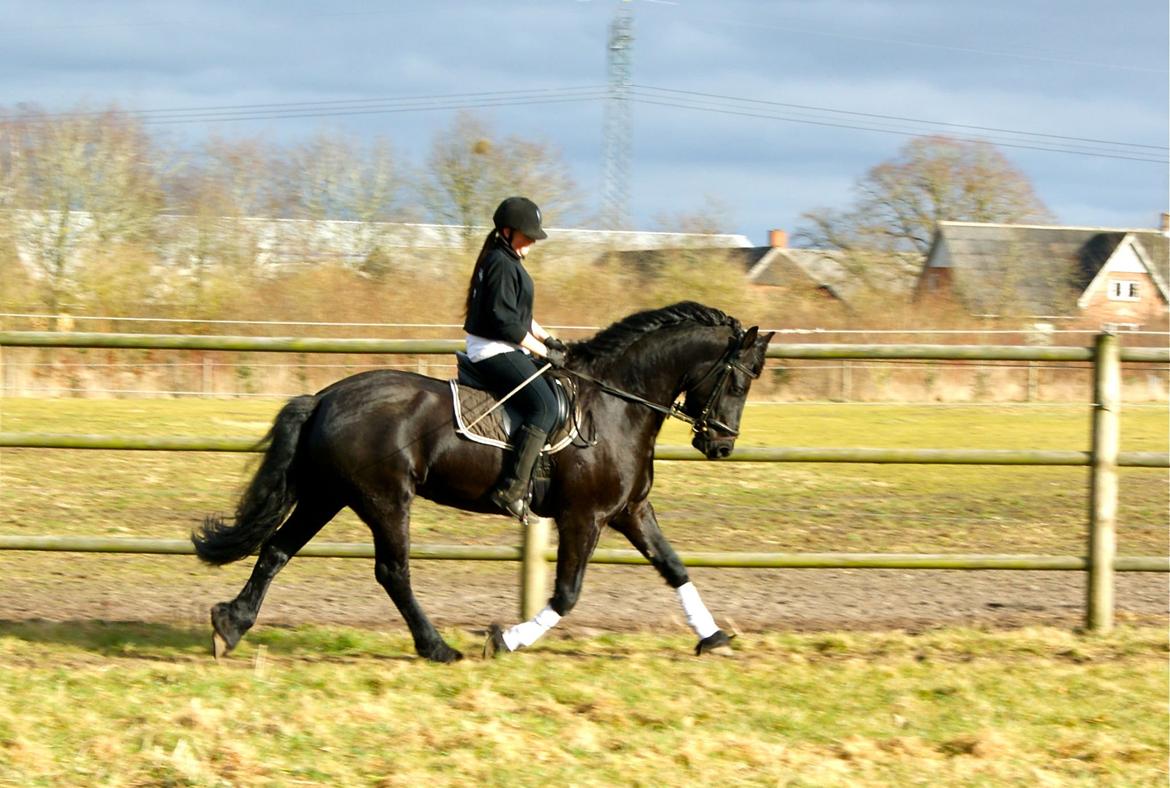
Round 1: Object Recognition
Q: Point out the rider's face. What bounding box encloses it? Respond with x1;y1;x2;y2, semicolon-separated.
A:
509;229;536;258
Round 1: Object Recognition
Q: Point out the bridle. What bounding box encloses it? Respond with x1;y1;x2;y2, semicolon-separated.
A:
682;337;762;439
565;332;761;440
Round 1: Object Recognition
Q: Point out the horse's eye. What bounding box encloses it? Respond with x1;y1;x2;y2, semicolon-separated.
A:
728;385;747;397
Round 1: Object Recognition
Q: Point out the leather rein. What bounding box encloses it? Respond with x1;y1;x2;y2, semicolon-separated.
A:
563;336;761;439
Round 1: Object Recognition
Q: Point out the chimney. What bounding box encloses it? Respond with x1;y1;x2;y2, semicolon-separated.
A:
1160;212;1170;233
768;229;788;248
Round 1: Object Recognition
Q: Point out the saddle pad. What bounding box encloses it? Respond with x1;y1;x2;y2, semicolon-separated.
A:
449;380;578;453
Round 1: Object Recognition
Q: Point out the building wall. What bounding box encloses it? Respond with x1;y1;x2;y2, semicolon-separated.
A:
914;242;954;301
1077;239;1169;328
1078;271;1167;327
917;266;952;296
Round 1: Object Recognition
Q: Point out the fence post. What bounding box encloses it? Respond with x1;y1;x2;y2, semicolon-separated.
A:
1087;332;1120;633
520;516;551;620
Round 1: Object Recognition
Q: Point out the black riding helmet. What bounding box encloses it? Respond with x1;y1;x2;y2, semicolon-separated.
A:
493;196;548;241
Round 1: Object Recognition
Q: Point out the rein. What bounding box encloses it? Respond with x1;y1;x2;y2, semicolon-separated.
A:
564;339;760;438
564;367;692;422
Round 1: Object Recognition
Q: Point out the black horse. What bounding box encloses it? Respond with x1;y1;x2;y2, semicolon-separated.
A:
194;301;773;662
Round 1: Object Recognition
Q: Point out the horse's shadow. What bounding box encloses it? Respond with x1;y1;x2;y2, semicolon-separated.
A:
0;619;417;663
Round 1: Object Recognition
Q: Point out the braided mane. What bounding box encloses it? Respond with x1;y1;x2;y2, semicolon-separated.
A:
571;301;740;368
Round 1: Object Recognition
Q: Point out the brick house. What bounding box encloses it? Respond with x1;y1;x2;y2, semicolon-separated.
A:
915;220;1170;328
599;229;919;314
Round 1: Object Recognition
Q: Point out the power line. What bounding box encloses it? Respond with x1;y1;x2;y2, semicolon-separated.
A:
115;87;609;117
633;85;1168;153
627;91;1166;164
9;86;610;124
6;83;1162;163
138;95;609;126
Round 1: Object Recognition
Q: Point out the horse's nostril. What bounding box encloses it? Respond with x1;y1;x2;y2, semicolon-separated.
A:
717;445;731;458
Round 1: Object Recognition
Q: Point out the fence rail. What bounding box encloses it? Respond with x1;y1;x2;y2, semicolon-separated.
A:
1;330;1167;631
0;535;1166;572
3;330;1169;363
2;433;1168;468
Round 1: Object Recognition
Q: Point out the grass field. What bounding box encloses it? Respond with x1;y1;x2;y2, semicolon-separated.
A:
0;400;1167;784
0;623;1166;786
1;399;1166;556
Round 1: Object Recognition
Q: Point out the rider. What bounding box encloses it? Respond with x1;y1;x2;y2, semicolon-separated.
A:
463;196;568;518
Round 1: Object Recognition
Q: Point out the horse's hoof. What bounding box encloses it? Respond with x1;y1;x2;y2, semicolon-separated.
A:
695;630;736;657
482;623;509;659
422;642;464;664
209;603;243;660
212;631;230;662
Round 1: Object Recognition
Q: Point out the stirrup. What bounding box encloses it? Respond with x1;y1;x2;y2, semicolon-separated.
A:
490;488;530;521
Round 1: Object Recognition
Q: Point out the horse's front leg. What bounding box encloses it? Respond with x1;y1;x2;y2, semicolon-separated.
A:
483;511;604;657
610;499;734;656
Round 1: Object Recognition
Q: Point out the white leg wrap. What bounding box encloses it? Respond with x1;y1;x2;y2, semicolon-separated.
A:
502;604;562;651
677;581;719;639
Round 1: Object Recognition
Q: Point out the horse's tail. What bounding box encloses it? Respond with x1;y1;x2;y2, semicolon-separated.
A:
193;394;319;565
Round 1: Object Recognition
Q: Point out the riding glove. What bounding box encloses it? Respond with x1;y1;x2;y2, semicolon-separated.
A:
544;348;567;368
544;336;568;353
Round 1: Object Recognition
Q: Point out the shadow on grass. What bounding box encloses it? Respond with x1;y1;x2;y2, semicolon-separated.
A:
0;619;428;662
0;619;686;664
0;619;208;656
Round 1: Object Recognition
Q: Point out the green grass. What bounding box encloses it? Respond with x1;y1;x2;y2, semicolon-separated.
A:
1;399;1166;555
0;623;1164;786
1;400;1165;784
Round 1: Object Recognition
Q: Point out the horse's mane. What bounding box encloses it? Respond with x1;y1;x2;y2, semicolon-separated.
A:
571;301;740;367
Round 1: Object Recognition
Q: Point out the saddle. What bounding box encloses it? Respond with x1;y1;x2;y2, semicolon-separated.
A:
450;351;582;454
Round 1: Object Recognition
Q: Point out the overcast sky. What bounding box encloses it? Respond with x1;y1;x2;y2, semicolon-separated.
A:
1;1;1166;245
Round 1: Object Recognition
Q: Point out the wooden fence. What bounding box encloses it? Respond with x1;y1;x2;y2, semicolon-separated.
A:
1;330;1167;632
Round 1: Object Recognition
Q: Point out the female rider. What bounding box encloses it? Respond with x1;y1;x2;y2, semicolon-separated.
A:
463;196;568;519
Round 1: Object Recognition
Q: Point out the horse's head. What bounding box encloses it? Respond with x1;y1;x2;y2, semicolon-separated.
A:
681;325;774;459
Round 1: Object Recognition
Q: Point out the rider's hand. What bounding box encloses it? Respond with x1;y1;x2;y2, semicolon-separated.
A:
544;348;567;368
544;336;568;353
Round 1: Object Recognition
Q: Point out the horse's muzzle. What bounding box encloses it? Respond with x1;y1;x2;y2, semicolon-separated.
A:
693;432;735;459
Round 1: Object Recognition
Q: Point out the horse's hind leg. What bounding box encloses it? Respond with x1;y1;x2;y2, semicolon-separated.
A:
357;494;462;663
610;500;733;656
210;498;340;659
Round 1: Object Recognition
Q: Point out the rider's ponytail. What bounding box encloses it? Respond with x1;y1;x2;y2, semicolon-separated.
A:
464;229;498;317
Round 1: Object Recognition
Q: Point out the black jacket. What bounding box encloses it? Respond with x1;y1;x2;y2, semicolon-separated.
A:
463;239;534;345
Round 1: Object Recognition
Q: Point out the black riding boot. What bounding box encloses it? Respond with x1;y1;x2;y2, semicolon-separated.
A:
490;424;548;519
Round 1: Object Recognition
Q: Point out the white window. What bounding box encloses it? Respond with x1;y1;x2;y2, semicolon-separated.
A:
1108;280;1140;301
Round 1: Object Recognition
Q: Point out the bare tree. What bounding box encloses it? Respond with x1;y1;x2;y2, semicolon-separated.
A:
167;135;276;291
488;136;581;227
797;135;1052;292
276;131;406;272
652;195;734;238
418;113;493;248
419;112;580;249
0;107;162;312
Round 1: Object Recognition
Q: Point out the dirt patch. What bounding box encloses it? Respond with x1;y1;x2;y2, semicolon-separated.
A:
0;554;1165;638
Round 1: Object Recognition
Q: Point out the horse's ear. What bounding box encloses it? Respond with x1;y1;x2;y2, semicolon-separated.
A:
740;326;759;348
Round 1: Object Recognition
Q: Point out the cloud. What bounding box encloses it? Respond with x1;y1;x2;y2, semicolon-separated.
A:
0;0;1164;243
